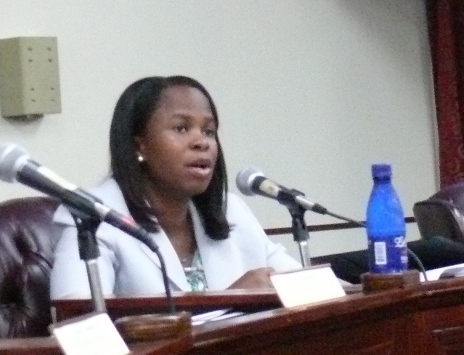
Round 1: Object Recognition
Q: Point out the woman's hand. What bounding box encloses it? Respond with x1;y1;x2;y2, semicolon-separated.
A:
227;267;275;289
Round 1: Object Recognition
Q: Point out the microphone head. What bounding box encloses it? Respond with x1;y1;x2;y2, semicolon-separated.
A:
0;143;29;183
236;166;264;196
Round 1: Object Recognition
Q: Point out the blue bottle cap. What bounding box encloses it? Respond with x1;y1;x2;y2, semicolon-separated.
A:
371;164;392;178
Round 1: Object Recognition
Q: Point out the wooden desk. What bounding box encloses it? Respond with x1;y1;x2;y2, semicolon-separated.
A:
0;335;191;355
191;279;464;355
52;280;464;355
52;289;281;322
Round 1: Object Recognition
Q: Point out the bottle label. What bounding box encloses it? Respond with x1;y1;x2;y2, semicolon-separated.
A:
368;235;408;273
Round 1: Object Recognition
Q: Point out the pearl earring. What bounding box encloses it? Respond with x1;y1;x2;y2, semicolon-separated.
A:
137;155;144;163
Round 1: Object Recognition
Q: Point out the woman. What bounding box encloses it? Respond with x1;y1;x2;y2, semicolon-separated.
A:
50;75;300;299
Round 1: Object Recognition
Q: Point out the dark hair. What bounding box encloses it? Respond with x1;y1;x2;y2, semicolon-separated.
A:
109;75;230;240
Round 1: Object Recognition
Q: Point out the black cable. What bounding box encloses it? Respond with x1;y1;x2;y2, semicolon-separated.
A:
407;248;428;282
325;210;365;226
152;247;176;313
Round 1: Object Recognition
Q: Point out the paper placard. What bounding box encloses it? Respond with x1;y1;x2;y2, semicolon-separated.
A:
271;264;346;308
51;312;130;355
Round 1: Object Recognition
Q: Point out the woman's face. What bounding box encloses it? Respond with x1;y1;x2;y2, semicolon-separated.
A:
135;85;218;200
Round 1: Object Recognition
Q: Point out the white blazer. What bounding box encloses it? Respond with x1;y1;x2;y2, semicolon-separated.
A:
50;178;301;299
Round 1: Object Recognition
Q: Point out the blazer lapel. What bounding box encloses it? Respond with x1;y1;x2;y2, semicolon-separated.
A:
189;202;242;290
93;179;190;291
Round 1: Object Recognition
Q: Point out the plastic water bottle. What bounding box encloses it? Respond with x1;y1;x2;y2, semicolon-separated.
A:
366;164;408;274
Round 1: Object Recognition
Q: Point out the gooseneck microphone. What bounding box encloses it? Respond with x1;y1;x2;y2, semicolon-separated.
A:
236;166;328;214
236;166;362;225
236;166;365;267
0;143;175;312
0;143;157;251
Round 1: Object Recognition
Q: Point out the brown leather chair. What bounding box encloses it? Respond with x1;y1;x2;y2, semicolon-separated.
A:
0;196;60;338
413;182;464;243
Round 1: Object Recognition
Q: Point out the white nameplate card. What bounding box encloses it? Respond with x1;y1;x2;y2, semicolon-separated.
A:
271;264;346;308
51;312;130;355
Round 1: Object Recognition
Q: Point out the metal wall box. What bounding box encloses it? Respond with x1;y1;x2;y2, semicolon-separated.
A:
0;36;61;118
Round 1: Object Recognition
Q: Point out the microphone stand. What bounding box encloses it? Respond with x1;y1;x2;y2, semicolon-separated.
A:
70;212;107;313
287;204;312;267
278;190;312;267
70;208;176;314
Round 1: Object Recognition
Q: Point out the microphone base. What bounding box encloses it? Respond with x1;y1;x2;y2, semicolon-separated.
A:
114;311;192;343
361;270;420;293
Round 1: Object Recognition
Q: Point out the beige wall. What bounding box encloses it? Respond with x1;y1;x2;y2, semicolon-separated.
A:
0;0;436;259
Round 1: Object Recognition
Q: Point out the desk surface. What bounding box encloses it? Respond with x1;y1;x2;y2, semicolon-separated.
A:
188;278;464;354
44;279;464;354
0;335;191;355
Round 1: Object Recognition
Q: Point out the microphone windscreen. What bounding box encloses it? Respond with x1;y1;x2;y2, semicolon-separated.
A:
0;143;29;183
235;166;264;196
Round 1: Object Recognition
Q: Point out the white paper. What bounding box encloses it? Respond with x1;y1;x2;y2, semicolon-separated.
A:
420;263;464;282
271;266;346;308
191;309;231;323
53;313;130;355
191;308;245;325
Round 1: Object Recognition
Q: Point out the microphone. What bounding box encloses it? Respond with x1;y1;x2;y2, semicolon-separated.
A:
236;166;367;227
0;143;156;251
0;143;176;312
236;166;328;215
